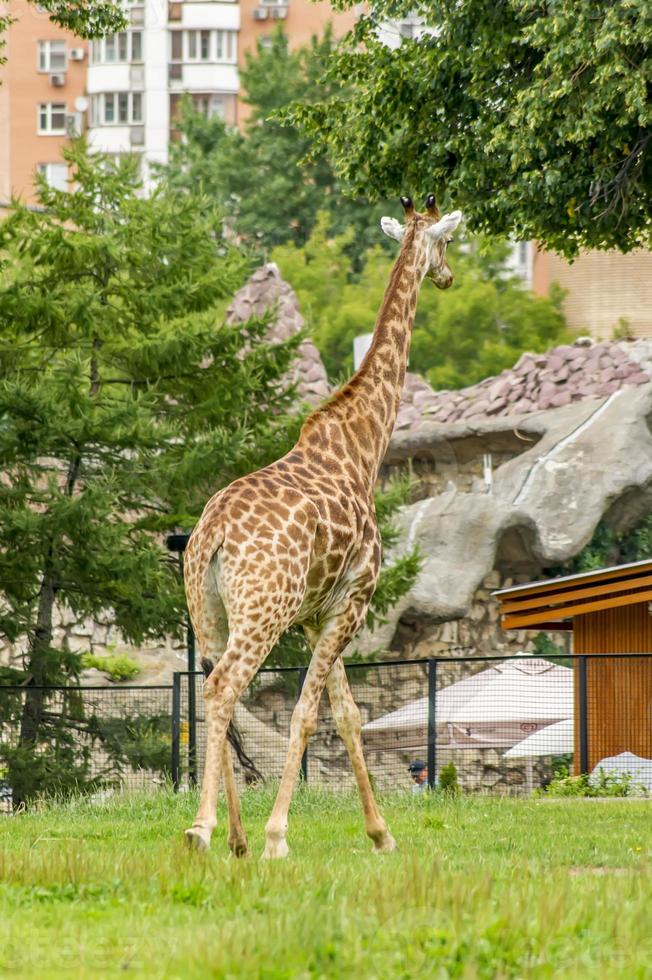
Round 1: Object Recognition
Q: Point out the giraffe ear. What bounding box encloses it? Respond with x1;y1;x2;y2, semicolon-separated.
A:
380;216;405;243
427;210;463;241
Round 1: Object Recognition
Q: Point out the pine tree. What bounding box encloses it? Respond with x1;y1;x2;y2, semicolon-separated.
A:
0;142;301;805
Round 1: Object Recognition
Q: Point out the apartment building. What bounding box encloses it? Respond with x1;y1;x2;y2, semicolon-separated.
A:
0;0;88;203
1;0;353;197
238;0;355;122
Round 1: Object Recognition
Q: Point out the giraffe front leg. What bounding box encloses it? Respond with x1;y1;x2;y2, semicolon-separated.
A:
184;689;232;852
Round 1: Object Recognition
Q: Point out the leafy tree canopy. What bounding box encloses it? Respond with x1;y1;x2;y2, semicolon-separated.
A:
290;0;652;256
272;213;570;388
164;28;392;264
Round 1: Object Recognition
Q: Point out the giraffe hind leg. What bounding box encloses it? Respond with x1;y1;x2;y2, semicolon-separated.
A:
185;624;287;853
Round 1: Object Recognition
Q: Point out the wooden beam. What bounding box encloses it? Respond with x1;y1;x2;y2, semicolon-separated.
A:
501;588;652;629
494;560;652;601
500;573;652;615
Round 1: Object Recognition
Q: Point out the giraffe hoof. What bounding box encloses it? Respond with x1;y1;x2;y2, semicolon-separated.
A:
262;838;290;860
184;827;211;852
228;839;250;859
373;833;397;854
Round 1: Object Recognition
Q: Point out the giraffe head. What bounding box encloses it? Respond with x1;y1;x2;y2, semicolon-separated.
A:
380;194;462;289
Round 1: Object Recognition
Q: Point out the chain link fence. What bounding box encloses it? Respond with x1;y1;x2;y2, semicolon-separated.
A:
173;653;652;797
2;652;650;810
0;685;173;812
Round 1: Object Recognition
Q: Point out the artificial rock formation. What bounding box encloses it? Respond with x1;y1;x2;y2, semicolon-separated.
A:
395;338;652;430
227;263;331;407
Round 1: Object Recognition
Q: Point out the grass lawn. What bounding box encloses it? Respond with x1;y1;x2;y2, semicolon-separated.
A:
0;787;651;978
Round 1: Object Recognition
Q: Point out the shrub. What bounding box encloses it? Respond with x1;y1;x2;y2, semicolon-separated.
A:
538;766;647;798
96;714;172;776
83;654;141;683
439;762;460;795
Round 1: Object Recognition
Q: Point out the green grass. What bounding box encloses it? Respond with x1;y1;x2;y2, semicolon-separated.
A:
1;788;651;978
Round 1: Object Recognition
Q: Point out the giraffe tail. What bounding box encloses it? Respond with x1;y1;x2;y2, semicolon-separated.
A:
200;657;264;785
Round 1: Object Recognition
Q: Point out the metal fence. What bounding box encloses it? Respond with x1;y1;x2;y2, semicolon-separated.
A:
0;684;173;812
172;653;652;797
2;652;650;810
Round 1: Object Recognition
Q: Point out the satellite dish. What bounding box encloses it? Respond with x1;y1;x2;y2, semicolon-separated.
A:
74;96;89;112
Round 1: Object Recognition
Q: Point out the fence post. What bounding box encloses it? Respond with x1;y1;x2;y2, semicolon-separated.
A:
578;655;589;775
172;671;181;792
187;621;197;787
427;659;437;790
298;666;308;782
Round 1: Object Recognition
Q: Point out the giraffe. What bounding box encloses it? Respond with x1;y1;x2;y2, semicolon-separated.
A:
183;194;463;857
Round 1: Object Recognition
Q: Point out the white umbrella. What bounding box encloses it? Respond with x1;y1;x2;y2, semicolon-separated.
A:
363;657;573;751
503;718;574;759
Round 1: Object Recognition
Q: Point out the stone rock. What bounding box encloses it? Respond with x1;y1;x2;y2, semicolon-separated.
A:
355;383;652;655
227;263;331;407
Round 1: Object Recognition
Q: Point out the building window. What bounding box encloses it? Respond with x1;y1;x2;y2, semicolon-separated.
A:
170;31;183;61
37;162;68;191
131;31;142;61
90;92;143;126
169;30;237;64
89;31;143;64
38;102;67;134
37;40;67;72
215;30;235;62
195;94;225;119
187;29;211;61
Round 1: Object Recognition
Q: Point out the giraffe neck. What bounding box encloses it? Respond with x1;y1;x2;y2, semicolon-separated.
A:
297;225;425;495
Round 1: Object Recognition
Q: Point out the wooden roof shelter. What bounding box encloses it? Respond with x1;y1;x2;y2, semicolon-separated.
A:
493;560;652;773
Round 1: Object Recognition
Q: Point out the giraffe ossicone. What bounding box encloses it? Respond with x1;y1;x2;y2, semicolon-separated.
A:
183;195;462;859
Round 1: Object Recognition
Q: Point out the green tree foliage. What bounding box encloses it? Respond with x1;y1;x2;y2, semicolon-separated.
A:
552;515;652;576
164;28;391;263
290;0;651;256
272;215;570;387
0;141;301;804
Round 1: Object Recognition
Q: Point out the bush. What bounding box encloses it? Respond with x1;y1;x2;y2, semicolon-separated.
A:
538;766;647;798
439;762;460;795
82;654;141;683
96;714;172;776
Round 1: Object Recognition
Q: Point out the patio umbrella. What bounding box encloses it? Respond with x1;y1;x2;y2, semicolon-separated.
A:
503;718;574;759
362;657;573;751
503;717;574;792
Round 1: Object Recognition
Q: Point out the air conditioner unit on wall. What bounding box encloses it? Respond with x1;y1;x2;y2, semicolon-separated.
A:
69;48;85;61
130;126;145;146
252;7;269;19
50;73;66;87
271;6;288;18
